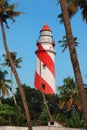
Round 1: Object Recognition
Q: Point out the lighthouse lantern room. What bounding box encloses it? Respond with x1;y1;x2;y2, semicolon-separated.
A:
34;24;56;94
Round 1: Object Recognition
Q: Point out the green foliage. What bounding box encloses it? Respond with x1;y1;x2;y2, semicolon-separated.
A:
65;113;85;128
0;104;14;115
39;107;49;125
13;105;25;126
2;82;85;127
54;112;66;126
2;52;22;68
0;69;11;97
0;104;25;126
54;108;85;128
15;84;44;122
45;94;59;115
0;0;24;28
4;84;60;126
58;0;87;23
58;77;81;111
0;116;9;125
0;104;14;125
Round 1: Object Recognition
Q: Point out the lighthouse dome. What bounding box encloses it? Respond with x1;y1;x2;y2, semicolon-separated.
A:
39;24;52;43
41;24;51;31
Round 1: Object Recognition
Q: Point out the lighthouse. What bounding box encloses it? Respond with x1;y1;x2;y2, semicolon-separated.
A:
34;24;56;94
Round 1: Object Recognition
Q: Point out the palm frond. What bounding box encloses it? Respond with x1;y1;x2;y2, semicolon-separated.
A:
9;11;24;17
5;4;15;12
68;2;78;14
0;1;24;28
58;35;79;52
5;3;25;16
57;13;63;23
2;63;7;67
1;83;9;96
4;79;11;83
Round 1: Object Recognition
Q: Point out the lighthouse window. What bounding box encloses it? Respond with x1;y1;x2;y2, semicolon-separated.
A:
42;84;45;89
42;63;46;69
46;32;50;35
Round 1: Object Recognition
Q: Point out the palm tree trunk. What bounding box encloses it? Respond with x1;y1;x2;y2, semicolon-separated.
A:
0;100;2;105
60;0;87;128
10;68;17;106
1;22;32;130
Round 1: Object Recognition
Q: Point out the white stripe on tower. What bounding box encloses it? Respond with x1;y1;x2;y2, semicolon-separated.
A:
34;24;56;94
36;44;55;77
35;58;55;92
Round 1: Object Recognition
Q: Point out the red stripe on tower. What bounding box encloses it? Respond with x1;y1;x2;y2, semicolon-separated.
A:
35;44;55;77
34;24;56;94
34;72;54;94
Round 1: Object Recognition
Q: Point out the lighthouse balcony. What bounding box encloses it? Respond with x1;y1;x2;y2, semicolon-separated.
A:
39;36;52;42
40;30;52;36
35;49;56;55
36;42;55;47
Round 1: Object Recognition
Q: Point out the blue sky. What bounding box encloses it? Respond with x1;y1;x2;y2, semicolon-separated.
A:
0;0;87;93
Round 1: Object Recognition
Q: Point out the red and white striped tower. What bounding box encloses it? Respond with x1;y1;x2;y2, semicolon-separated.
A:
34;24;56;94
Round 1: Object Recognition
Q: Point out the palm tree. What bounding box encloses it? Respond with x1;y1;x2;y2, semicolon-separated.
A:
68;0;87;23
0;70;11;103
0;1;32;130
80;0;87;23
59;0;87;128
58;35;79;52
58;77;81;112
58;0;87;23
58;0;78;23
2;52;22;106
2;52;22;68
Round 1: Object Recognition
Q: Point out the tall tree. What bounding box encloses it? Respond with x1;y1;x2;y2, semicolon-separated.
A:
59;0;87;128
0;70;11;102
0;1;32;130
2;52;22;105
58;77;81;112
